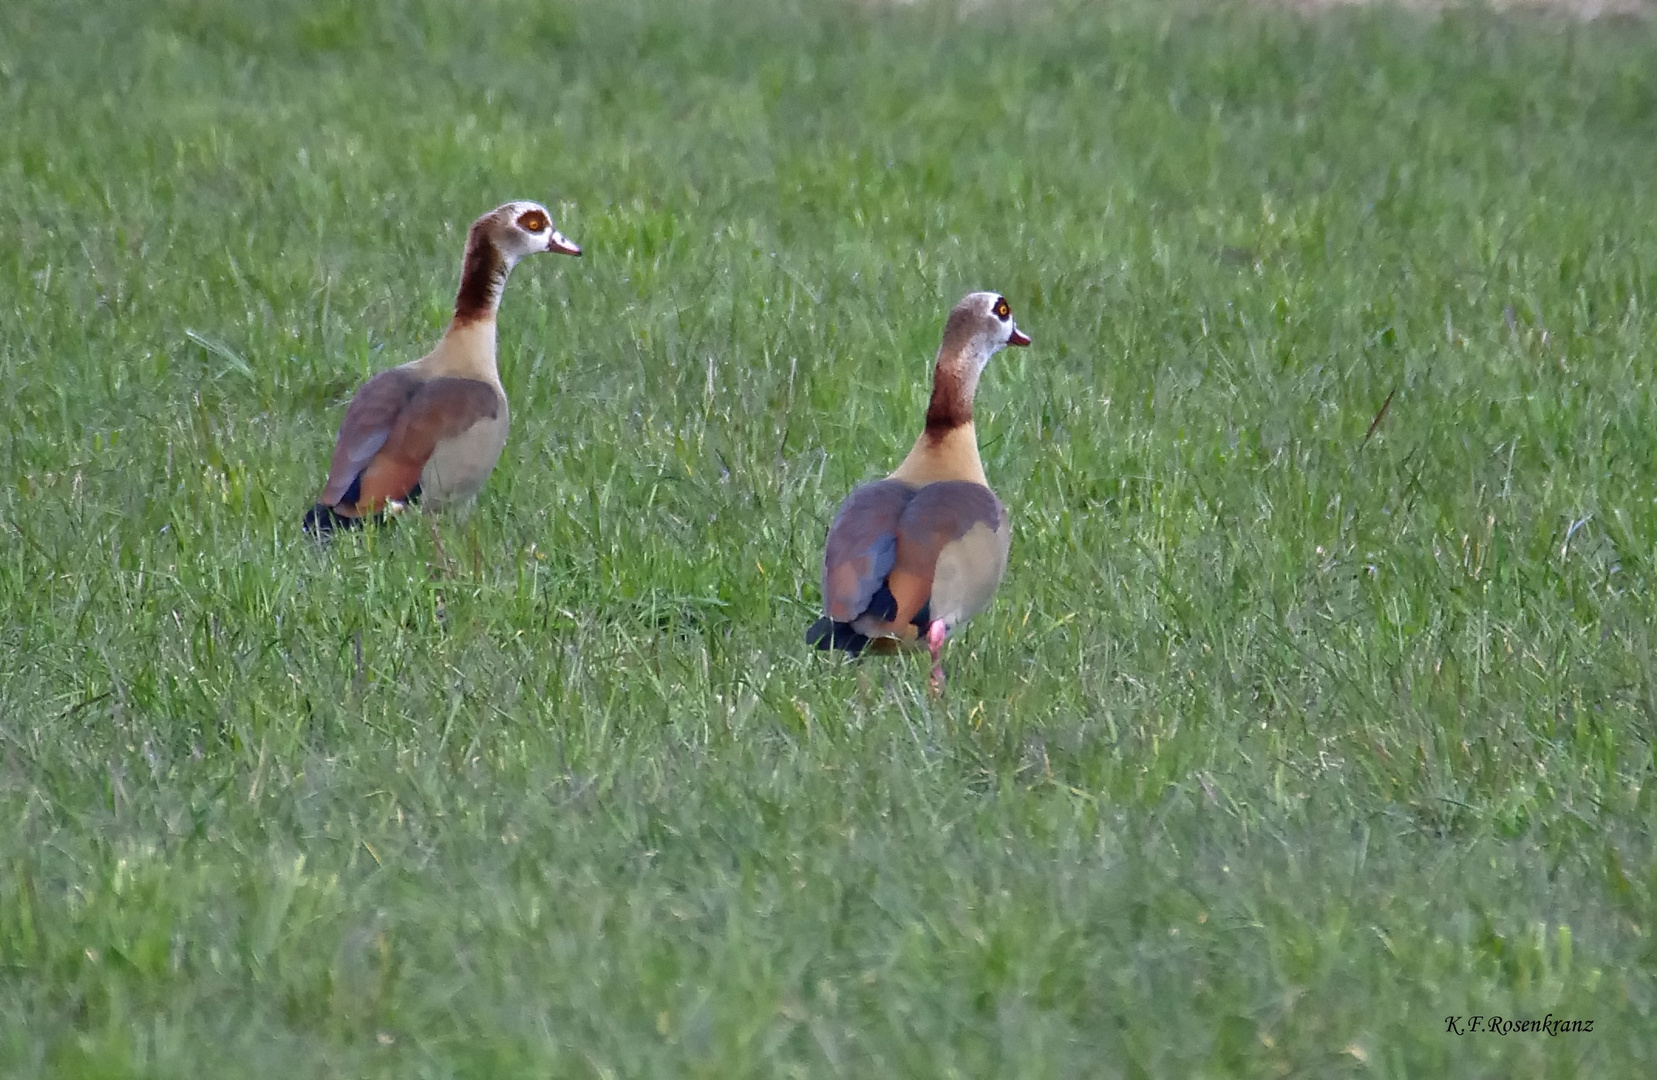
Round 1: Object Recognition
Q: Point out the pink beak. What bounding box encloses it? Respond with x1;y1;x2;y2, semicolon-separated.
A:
548;230;581;257
1008;325;1031;347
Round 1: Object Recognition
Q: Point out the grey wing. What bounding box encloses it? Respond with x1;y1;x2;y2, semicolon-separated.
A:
318;367;424;505
820;479;916;623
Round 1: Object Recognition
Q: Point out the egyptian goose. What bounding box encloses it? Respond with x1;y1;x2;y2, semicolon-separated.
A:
807;291;1030;691
302;200;580;535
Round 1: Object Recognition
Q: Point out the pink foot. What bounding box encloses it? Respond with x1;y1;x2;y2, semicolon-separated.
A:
428;517;453;574
926;619;947;695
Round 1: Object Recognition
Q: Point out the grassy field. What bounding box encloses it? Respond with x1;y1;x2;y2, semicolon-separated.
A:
3;0;1656;1075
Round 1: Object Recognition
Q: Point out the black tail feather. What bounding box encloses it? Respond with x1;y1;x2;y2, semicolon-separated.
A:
305;476;421;539
806;617;870;657
302;503;364;537
866;583;899;623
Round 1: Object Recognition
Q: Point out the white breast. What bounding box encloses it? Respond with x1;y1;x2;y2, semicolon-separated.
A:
929;518;1011;629
419;397;510;508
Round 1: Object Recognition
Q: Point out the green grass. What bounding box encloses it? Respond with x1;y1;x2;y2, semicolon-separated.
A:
2;0;1656;1074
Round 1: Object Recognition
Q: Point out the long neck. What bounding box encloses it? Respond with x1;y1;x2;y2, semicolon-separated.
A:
890;422;987;487
422;228;511;383
923;358;981;435
452;227;513;325
891;346;991;487
425;319;500;382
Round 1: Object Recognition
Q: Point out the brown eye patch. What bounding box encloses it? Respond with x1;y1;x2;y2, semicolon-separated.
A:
517;209;549;233
994;298;1011;320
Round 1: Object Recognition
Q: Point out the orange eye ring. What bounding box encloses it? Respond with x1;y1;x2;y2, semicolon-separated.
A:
517;210;549;232
994;300;1011;319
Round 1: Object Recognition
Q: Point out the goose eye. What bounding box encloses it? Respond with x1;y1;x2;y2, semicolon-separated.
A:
994;299;1011;321
517;210;548;233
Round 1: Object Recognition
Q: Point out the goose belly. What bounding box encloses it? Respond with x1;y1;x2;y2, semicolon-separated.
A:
419;408;510;508
928;519;1011;628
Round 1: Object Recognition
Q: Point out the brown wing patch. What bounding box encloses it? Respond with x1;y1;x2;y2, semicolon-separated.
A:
351;453;425;514
821;480;915;623
875;481;1004;631
320;375;500;514
319;368;424;505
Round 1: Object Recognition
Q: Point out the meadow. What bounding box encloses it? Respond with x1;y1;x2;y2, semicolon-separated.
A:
2;0;1656;1075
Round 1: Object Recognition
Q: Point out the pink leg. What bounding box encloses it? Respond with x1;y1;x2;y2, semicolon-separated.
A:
926;619;947;695
428;516;453;574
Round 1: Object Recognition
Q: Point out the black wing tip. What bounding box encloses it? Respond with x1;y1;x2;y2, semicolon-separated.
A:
302;503;362;537
320;480;417;533
867;584;899;623
806;617;870;657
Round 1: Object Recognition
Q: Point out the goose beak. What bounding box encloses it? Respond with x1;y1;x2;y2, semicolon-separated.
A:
1008;324;1031;347
547;230;581;256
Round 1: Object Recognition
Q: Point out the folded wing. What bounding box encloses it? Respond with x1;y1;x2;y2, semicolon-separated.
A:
883;480;1006;633
317;372;500;517
809;478;1006;655
808;480;913;654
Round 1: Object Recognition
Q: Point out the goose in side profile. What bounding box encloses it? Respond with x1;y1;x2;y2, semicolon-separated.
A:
807;291;1030;692
303;200;580;535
